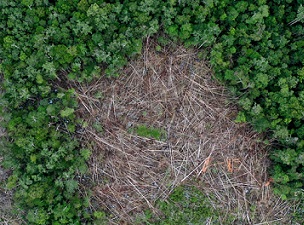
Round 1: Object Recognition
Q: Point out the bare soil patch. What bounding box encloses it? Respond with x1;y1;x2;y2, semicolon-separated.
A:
74;40;294;224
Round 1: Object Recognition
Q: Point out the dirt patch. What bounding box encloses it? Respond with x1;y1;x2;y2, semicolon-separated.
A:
74;40;293;224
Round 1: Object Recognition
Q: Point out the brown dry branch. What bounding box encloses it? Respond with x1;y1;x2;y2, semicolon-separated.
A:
72;40;295;224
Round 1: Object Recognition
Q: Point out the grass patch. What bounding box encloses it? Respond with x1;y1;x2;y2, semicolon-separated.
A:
131;125;166;141
136;185;235;225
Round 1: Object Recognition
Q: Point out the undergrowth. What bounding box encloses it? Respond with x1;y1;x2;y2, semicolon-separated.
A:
131;125;166;141
137;186;224;225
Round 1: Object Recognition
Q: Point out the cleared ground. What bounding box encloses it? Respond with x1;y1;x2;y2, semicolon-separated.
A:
73;40;295;224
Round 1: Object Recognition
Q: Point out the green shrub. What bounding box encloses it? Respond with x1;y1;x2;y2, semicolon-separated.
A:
138;185;224;225
131;125;166;141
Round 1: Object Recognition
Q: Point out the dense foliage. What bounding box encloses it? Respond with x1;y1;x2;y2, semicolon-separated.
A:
0;0;303;223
